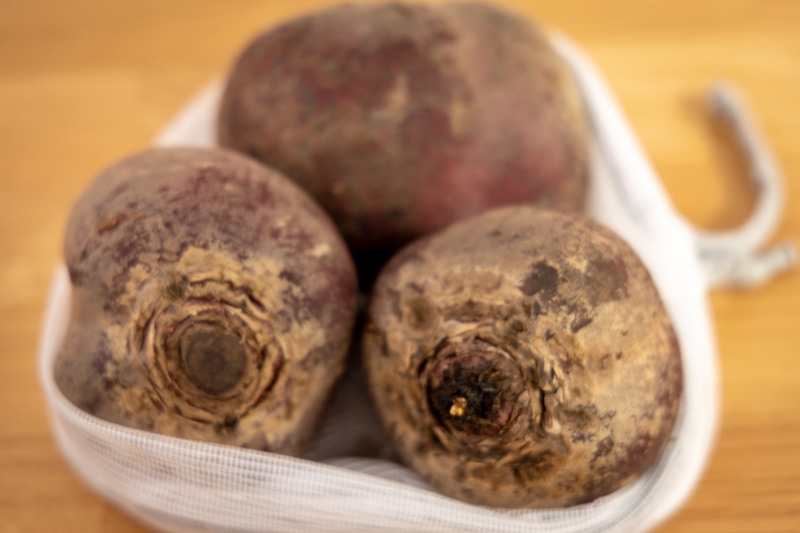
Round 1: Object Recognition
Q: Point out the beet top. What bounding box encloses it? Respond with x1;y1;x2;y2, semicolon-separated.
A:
362;206;683;508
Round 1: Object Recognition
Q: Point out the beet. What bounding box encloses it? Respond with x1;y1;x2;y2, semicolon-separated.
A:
54;147;358;455
217;2;589;253
362;206;683;507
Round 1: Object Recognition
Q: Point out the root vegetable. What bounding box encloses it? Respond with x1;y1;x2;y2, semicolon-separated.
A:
217;1;589;252
362;206;683;508
54;147;358;455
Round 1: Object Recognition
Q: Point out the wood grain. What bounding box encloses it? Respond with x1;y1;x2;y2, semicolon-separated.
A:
1;1;798;531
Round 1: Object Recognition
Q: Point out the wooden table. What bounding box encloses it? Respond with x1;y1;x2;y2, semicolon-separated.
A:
1;1;798;531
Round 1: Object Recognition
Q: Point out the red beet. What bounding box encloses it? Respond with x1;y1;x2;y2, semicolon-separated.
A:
218;2;589;252
363;206;683;507
55;147;358;455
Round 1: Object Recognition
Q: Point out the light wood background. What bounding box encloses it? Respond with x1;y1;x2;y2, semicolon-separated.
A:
1;0;798;531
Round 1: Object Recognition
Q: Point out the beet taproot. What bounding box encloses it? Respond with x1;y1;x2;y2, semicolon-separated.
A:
54;147;358;455
362;206;683;508
217;1;589;253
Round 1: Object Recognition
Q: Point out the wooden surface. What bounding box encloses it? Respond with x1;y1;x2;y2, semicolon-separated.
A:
1;0;799;531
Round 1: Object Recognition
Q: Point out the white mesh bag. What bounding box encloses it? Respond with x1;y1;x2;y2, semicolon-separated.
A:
39;34;792;533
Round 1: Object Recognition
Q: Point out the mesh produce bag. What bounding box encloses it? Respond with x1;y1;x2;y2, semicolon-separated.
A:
40;34;762;533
